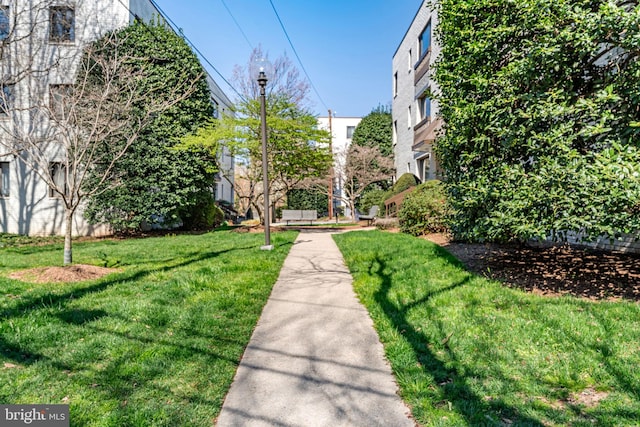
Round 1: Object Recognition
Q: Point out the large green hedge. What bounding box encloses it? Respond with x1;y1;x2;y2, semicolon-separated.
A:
84;22;216;232
351;105;393;157
434;0;640;243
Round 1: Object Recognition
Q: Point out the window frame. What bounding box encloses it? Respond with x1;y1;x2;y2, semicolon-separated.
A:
418;93;431;123
417;153;431;182
346;126;355;139
49;6;75;43
212;98;219;119
0;6;10;41
392;120;398;146
418;20;432;61
393;71;398;97
0;83;13;117
49;84;73;119
49;161;68;198
1;161;9;198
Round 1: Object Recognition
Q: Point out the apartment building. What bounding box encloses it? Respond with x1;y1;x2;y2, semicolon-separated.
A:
317;115;361;216
392;0;442;183
0;0;234;236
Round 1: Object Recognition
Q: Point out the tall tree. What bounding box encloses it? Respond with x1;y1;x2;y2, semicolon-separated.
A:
434;0;640;243
182;47;332;222
351;104;393;157
84;22;217;233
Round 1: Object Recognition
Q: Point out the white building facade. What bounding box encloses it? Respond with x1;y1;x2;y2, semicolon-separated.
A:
392;1;442;183
317;115;361;215
0;0;233;236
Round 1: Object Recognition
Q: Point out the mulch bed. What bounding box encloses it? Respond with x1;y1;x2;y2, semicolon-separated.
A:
8;265;120;284
430;235;640;302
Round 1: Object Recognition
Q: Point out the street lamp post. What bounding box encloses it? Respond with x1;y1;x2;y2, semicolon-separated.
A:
255;59;273;250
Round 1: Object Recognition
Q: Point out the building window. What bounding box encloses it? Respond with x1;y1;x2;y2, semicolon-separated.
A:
417;154;430;182
408;48;412;72
1;161;9;197
50;7;75;42
0;84;13;116
418;93;431;123
419;20;431;59
49;162;67;198
393;72;398;97
346;126;355;139
0;6;9;41
408;105;412;129
393;120;398;146
212;99;219;119
50;84;72;119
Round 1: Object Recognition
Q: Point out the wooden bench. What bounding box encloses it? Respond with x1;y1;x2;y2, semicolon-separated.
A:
281;209;318;225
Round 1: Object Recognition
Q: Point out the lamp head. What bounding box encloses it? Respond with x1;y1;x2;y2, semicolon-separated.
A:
251;57;272;86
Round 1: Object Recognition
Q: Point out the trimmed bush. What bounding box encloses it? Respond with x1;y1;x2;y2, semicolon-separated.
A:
392;173;421;194
358;188;387;213
181;192;224;230
398;180;450;236
287;188;328;216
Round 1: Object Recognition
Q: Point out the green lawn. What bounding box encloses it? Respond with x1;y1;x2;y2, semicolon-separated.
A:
334;230;640;426
0;230;298;426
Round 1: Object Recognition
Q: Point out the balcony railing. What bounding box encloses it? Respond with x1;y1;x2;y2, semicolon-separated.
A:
413;117;442;150
414;49;431;84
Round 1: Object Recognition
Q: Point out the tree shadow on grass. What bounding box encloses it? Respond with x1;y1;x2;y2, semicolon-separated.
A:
0;244;255;321
371;252;546;426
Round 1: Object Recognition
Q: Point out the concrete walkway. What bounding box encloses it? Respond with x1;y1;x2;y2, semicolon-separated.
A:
216;230;414;427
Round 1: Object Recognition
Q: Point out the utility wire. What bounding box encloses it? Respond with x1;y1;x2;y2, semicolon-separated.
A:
148;0;247;104
220;0;254;50
115;0;162;43
267;0;330;111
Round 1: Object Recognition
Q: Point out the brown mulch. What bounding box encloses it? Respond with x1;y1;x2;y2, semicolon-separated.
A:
8;265;119;284
423;233;640;302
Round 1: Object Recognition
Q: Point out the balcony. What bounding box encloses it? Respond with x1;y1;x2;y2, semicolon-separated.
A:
412;116;442;151
414;49;431;85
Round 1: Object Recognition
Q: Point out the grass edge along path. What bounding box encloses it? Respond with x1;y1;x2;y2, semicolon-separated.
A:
0;230;298;426
334;230;640;426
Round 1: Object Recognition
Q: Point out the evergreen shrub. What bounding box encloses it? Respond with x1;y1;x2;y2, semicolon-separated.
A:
398;180;450;236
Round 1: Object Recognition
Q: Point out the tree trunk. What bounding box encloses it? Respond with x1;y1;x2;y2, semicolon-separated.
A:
349;200;357;221
64;211;73;265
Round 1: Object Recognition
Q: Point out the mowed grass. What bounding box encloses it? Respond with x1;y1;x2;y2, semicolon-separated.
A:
0;230;298;426
334;231;640;426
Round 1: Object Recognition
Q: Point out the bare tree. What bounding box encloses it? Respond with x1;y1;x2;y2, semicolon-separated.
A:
303;145;394;220
0;4;202;264
232;46;311;109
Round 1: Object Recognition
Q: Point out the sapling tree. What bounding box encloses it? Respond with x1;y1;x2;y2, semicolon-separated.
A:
0;15;203;264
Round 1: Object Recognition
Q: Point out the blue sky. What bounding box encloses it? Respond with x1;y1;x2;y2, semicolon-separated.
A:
154;0;421;118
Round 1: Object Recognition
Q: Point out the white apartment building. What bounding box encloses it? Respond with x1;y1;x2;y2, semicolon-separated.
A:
317;115;361;215
392;0;442;183
0;0;233;236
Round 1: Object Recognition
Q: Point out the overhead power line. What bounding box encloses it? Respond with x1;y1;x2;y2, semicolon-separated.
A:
267;0;329;111
148;0;247;103
220;0;254;50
